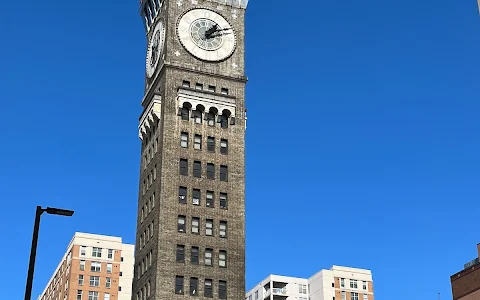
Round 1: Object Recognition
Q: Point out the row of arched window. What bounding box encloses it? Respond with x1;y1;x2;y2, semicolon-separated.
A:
178;102;235;129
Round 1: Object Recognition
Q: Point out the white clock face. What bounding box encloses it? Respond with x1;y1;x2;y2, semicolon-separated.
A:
146;21;166;78
177;9;236;62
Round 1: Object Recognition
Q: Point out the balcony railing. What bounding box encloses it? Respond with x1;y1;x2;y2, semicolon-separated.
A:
272;288;287;295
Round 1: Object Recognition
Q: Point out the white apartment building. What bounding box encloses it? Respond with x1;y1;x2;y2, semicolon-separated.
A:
37;232;135;300
246;266;374;300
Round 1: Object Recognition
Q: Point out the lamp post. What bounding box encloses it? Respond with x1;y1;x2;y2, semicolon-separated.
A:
24;206;74;300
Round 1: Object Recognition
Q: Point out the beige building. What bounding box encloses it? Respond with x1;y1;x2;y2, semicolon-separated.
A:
246;266;374;300
37;232;134;300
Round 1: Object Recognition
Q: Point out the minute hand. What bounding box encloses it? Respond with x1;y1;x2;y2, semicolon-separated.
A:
206;28;233;38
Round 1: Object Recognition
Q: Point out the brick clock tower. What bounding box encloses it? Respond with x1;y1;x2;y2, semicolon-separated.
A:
133;0;248;299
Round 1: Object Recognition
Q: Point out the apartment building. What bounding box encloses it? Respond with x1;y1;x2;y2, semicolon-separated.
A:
37;232;134;300
450;243;480;300
246;266;374;300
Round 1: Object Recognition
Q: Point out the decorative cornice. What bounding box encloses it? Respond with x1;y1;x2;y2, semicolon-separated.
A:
139;95;162;140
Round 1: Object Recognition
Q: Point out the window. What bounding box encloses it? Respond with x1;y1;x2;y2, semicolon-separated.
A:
193;161;201;177
191;247;199;264
204;279;213;297
91;262;101;272
195;83;203;90
194;135;202;150
152;192;155;208
88;291;99;300
80;260;85;271
141;207;145;223
340;278;345;288
351;293;359;300
92;247;102;258
175;276;184;294
106;278;111;288
207;163;215;179
220;193;228;209
182;80;190;87
207;137;215;151
77;290;82;300
153;164;157;180
89;276;100;287
362;295;367;300
179;186;187;204
206;113;215;126
206;191;214;207
205;248;213;266
219;115;228;128
220;221;227;238
221;88;229;95
255;291;258;300
147;281;151;297
176;245;185;262
193;110;202;123
80;246;86;256
219;250;226;267
220;165;228;181
206;219;213;236
78;275;84;285
106;263;112;273
104;293;110;300
118;286;122;291
190;277;198;296
299;284;307;294
178;215;186;232
179;159;188;175
341;292;346;300
120;271;123;276
362;281;367;290
208;85;216;92
107;249;114;259
220;139;228;154
350;279;358;289
192;189;200;205
219;281;227;299
180;132;188;148
181;107;189;120
191;217;200;234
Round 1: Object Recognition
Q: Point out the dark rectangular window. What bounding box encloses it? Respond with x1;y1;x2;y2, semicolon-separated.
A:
191;217;199;234
204;248;213;266
219;250;227;268
179;186;187;204
180;132;188;148
176;245;185;262
220;165;228;181
182;80;190;87
220;115;228;129
220;193;228;209
178;215;186;232
207;163;215;179
221;88;229;95
190;277;198;296
192;189;200;205
193;161;201;178
206;191;214;208
179;159;188;176
194;134;202;150
206;113;215;126
206;219;213;236
191;247;199;264
207;137;215;152
219;221;227;238
220;139;228;154
204;279;213;297
208;85;216;92
219;281;227;299
181;107;189;120
195;83;203;90
175;276;184;294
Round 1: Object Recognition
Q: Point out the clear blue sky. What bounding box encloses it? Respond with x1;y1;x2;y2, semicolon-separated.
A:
0;0;479;299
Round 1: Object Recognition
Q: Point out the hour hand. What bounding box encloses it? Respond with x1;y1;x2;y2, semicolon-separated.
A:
205;25;219;38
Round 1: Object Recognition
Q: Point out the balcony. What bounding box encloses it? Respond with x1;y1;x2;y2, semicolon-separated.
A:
272;288;287;295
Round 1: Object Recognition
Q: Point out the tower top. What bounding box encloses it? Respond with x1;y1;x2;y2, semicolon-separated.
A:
139;0;249;9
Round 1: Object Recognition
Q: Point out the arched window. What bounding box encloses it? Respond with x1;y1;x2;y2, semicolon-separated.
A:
219;109;231;129
192;104;204;124
206;107;218;126
179;102;192;120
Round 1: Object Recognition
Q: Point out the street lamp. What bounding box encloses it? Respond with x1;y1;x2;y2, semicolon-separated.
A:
24;206;74;300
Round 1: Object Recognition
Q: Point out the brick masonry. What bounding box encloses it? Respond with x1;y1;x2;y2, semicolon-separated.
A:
133;1;247;300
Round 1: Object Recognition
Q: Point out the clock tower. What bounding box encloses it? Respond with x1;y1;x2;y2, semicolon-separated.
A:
133;0;248;299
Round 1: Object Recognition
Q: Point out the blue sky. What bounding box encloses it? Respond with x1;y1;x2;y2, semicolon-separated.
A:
0;0;479;299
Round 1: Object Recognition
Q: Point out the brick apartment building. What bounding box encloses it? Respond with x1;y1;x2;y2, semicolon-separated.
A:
451;243;480;300
37;232;134;300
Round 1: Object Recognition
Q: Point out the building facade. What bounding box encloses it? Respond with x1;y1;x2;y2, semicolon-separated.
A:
246;266;374;300
133;0;248;299
37;232;135;300
451;243;480;300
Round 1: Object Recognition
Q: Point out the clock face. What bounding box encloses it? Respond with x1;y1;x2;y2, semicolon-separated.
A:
146;20;166;78
177;9;236;62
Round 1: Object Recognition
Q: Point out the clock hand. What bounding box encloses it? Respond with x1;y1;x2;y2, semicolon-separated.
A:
205;24;219;38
